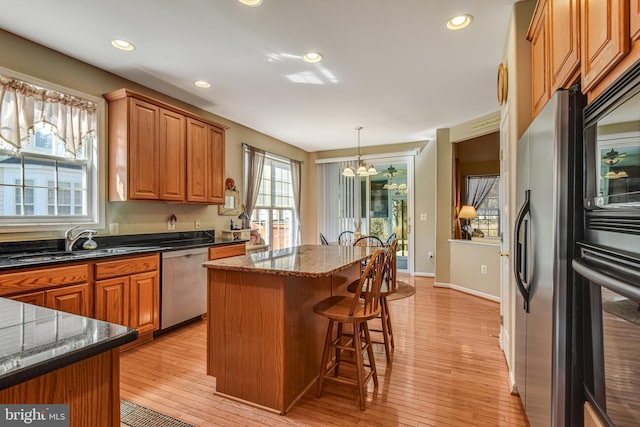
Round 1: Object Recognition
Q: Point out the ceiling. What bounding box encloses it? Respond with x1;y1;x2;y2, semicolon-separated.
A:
0;0;517;152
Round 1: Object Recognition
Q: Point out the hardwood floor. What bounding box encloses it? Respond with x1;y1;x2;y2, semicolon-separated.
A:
119;275;529;426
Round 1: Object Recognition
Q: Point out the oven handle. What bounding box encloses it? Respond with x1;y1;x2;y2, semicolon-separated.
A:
514;190;531;312
573;258;640;303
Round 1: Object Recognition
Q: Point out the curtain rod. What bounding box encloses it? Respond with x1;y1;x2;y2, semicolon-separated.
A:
242;143;304;164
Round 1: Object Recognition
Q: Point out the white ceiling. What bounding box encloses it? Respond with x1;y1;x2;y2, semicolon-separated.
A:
0;0;517;152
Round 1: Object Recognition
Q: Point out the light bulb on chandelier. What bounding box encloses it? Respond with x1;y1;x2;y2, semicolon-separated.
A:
341;126;378;177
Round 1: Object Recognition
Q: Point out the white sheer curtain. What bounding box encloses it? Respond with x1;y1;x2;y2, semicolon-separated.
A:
290;159;302;246
317;161;360;242
243;144;266;220
0;74;96;159
465;175;497;208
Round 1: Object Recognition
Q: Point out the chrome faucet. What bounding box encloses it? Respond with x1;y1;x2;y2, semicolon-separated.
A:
64;226;97;252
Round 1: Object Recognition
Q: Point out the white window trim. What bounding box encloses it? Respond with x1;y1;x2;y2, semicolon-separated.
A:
0;66;106;233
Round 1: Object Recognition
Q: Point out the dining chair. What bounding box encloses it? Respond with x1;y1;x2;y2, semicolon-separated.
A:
353;235;385;247
348;239;398;362
319;233;329;245
384;233;397;247
338;230;354;245
313;248;386;410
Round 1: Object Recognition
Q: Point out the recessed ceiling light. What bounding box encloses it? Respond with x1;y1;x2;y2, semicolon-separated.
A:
194;80;212;88
446;14;473;30
238;0;263;6
110;39;135;51
303;52;323;63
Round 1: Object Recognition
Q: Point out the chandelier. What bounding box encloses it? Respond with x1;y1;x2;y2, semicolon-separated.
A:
383;165;398;177
383;182;408;195
341;126;378;177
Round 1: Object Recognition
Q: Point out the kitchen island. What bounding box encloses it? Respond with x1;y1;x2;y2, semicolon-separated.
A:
203;244;374;414
0;298;137;426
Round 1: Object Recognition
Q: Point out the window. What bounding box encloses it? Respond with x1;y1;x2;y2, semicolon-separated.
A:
0;71;100;229
251;157;297;249
467;176;500;238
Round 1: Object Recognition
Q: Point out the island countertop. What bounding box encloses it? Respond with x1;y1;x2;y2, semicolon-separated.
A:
203;244;375;277
0;298;137;390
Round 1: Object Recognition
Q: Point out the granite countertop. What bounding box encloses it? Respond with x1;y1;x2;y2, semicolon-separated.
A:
0;230;248;270
0;298;137;390
203;244;377;278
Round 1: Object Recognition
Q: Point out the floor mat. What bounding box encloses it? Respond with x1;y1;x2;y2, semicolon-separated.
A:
387;280;415;301
121;400;194;427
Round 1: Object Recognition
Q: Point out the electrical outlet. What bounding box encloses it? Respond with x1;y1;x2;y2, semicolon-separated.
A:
194;219;201;229
420;213;428;221
481;265;487;274
428;251;434;260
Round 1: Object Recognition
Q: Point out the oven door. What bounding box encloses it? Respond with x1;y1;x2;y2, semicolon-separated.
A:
573;246;640;427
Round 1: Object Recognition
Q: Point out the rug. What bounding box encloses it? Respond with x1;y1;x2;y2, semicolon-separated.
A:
387;280;415;301
121;400;194;427
603;299;640;324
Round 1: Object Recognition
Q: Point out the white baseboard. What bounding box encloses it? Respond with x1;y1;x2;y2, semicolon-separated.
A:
433;281;500;303
414;271;435;278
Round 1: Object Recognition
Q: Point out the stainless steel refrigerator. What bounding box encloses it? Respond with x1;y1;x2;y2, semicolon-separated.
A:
514;89;582;427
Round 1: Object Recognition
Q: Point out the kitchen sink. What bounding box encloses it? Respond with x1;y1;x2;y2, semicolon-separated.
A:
3;246;162;263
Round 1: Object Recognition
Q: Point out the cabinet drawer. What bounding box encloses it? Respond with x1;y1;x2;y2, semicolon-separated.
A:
95;254;159;280
209;244;245;260
0;264;89;297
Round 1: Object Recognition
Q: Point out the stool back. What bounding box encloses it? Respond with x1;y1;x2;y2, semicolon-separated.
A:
383;239;398;293
350;249;385;316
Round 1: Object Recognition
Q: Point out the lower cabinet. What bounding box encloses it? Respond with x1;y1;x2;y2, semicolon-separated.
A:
94;254;160;343
209;242;246;260
3;264;91;317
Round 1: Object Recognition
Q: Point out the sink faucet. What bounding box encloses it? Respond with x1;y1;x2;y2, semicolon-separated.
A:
64;226;97;252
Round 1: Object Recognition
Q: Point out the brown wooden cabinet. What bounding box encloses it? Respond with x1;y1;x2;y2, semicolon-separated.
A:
105;88;226;204
528;1;550;117
580;0;629;92
208;242;246;260
549;0;580;91
2;264;91;316
95;254;160;342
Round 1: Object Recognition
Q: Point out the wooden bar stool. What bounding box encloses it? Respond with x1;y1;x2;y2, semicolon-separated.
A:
348;239;398;362
313;249;385;410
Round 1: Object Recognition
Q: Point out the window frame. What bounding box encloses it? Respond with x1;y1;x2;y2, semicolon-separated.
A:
466;175;500;239
0;66;106;232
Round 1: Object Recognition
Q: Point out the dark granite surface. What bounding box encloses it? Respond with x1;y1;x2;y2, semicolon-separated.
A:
0;298;137;390
0;230;247;270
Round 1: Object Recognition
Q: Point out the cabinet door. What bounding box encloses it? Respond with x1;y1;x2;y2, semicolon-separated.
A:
128;98;160;199
207;126;225;204
159;108;186;201
530;1;550;117
9;291;45;307
95;277;130;326
549;0;580;90
45;283;91;317
632;0;640;41
580;0;629;92
130;270;159;334
186;118;208;202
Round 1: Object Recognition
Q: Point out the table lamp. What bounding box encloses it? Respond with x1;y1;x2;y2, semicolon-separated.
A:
458;205;477;240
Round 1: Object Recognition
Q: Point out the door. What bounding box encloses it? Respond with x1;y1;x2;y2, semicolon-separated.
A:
130;270;159;334
499;104;512;375
363;158;413;273
45;283;91;317
95;277;130;325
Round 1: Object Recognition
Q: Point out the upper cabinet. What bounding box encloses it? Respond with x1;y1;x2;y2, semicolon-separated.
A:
104;89;226;204
527;0;640;113
580;0;629;92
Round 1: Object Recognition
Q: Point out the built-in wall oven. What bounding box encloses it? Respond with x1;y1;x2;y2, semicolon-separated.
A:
578;59;640;427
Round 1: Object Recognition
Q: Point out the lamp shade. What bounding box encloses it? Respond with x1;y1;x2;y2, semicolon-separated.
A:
458;205;478;219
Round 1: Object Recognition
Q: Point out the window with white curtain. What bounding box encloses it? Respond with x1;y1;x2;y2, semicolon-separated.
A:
316;161;360;242
0;72;100;228
251;157;297;249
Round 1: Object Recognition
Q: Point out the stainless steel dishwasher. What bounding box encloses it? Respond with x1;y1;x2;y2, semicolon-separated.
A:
161;247;208;331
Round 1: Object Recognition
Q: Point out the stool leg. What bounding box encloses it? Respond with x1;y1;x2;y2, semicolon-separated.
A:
316;319;334;398
335;323;343;377
353;322;366;410
379;297;392;361
383;297;395;348
362;321;378;387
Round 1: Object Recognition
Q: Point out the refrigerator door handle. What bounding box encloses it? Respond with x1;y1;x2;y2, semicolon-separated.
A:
514;189;531;312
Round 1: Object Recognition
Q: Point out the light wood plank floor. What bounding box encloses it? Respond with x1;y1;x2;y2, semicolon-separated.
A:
120;275;529;426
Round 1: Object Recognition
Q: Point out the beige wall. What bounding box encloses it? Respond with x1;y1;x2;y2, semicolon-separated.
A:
447;240;500;299
0;29;314;243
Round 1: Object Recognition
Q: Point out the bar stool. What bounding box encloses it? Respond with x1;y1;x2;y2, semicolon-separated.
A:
313;249;385;410
348;239;398;362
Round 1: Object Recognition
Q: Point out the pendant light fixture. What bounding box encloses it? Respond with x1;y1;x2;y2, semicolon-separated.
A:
341;126;378;177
